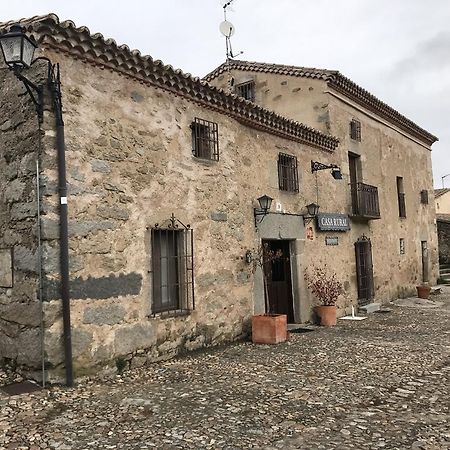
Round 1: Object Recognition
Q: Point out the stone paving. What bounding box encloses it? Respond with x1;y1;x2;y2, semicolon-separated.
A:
1;288;449;450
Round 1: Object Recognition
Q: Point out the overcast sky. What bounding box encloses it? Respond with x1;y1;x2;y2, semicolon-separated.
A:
1;1;449;187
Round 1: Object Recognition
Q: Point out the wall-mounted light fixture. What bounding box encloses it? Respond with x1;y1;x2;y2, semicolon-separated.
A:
254;194;273;226
0;25;73;387
303;202;320;224
245;250;253;264
311;160;343;180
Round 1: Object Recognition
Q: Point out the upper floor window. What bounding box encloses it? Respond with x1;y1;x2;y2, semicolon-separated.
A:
350;119;361;141
278;153;299;192
191;117;219;161
235;80;255;102
151;224;194;315
420;190;429;205
397;176;406;218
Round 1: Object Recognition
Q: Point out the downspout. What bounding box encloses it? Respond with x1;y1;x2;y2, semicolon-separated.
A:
49;63;73;387
36;157;45;388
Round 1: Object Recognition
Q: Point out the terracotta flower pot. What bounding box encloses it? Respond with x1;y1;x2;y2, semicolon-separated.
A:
315;305;337;326
416;285;431;299
251;314;287;344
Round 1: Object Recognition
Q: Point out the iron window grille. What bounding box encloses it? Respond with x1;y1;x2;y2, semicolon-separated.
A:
350;119;361;141
235;80;255;102
399;238;405;255
278;153;299;192
191;117;219;161
420;189;429;204
151;214;194;315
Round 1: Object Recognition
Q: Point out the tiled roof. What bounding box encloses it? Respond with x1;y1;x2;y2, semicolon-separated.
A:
204;60;438;146
437;214;450;223
0;15;339;152
434;188;450;199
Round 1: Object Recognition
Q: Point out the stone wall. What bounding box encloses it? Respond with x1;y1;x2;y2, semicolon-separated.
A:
437;219;450;264
0;63;44;370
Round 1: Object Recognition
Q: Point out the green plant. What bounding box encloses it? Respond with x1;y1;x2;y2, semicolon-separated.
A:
115;356;127;374
305;264;343;306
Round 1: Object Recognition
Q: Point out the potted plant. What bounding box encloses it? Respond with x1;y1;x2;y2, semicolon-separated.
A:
250;243;288;344
305;264;343;326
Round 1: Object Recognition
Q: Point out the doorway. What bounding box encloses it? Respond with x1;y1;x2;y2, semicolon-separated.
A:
355;235;374;305
262;239;295;322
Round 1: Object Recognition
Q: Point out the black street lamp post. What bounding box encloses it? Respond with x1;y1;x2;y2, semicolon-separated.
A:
0;25;73;386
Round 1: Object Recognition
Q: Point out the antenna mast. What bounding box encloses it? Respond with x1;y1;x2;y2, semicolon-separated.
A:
219;0;243;91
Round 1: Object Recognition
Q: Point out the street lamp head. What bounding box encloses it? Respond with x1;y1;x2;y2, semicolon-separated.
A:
257;194;273;213
0;25;37;69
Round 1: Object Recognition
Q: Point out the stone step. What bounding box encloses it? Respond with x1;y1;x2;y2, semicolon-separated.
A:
358;303;381;314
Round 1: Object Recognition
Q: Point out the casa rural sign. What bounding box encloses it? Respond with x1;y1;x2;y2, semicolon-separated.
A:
316;213;350;232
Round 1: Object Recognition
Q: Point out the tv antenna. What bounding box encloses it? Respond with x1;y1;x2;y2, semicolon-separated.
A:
219;0;243;61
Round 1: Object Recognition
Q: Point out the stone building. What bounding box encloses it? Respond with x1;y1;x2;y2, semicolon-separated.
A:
206;60;439;298
0;15;438;381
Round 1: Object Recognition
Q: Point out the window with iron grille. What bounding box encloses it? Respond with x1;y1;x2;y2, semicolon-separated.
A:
278;153;299;192
350;119;361;141
235;80;255;101
151;225;194;315
191;118;219;161
420;189;429;204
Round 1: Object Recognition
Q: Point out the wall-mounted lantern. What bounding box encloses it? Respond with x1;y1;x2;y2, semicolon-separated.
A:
311;160;343;180
303;202;320;224
245;249;253;264
0;24;37;68
254;194;273;226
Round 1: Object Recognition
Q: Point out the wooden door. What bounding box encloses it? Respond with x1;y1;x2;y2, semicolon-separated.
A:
355;235;374;305
263;240;295;322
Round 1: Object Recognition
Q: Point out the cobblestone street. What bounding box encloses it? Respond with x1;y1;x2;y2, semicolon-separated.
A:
1;289;449;450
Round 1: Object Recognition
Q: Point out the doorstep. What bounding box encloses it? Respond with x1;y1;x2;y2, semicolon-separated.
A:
359;303;381;314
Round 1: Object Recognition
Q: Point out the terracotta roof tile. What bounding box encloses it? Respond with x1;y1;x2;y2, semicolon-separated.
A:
434;188;450;199
0;15;339;152
204;60;438;146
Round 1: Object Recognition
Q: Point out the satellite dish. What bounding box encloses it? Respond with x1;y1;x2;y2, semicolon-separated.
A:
219;20;235;37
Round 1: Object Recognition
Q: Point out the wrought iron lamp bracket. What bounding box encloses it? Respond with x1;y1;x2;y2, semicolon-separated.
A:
311;160;339;173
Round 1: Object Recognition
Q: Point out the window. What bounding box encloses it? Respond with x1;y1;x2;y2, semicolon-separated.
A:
151;225;194;315
191;118;219;161
235;80;255;101
420;190;429;204
278;153;299;192
397;176;406;218
399;238;405;255
350;119;361;141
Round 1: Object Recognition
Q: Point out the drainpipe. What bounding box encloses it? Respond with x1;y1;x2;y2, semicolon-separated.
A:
49;64;73;387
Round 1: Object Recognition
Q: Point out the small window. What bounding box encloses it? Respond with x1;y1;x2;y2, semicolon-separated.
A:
350;119;361;141
399;238;405;255
278;153;299;192
151;226;194;315
397;176;406;218
420;190;429;204
191;118;219;161
235;80;255;101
